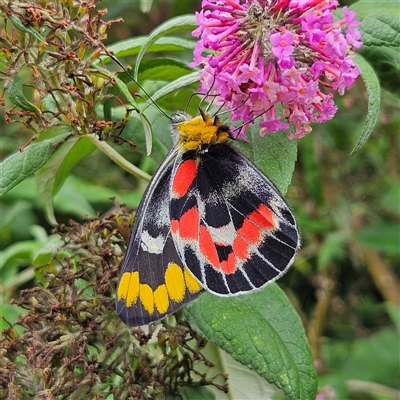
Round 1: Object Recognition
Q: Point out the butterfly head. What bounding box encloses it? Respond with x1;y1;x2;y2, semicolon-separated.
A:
171;109;231;153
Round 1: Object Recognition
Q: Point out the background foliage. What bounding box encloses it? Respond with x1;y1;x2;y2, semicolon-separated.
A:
0;0;399;399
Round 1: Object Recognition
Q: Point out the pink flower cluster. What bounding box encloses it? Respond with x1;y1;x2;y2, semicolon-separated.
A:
190;0;362;139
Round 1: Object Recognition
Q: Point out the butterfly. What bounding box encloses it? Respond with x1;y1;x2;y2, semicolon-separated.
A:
116;109;300;326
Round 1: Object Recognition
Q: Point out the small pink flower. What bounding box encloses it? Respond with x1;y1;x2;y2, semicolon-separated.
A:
270;32;295;69
260;116;290;135
191;0;362;139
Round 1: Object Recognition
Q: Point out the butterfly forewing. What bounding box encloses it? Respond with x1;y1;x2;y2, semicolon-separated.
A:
169;143;299;296
116;150;203;326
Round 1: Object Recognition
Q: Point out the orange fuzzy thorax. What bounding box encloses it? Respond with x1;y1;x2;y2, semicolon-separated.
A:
177;112;229;152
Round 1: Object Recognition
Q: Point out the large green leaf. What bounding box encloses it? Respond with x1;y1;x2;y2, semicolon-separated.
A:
352;0;400;48
234;127;298;195
359;46;400;97
352;0;400;97
184;285;317;400
0;135;68;197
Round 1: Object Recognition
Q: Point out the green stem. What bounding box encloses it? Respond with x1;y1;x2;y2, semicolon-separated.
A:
88;135;151;182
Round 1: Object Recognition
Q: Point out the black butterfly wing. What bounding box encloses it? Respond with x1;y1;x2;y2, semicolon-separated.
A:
170;143;300;296
116;150;203;326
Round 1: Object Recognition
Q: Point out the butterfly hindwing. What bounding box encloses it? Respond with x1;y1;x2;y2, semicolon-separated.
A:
170;142;299;296
116;150;203;326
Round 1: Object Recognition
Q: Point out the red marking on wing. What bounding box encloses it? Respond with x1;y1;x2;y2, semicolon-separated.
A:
249;204;275;230
232;235;249;260
172;159;197;198
199;225;220;269
171;219;179;234
220;252;236;274
179;207;199;239
237;204;275;245
238;219;262;244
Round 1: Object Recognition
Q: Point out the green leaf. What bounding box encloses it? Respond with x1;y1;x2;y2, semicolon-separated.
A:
134;15;198;79
351;54;381;154
142;71;200;111
138;58;193;82
114;75;140;110
0;241;41;274
140;112;153;156
9;14;47;44
0;135;68;197
224;351;277;399
191;340;276;399
123;109;173;163
359;46;400;97
35;136;96;225
105;36;195;61
6;74;41;113
354;222;400;255
223;352;276;399
351;0;400;48
184;285;317;400
234;127;298;195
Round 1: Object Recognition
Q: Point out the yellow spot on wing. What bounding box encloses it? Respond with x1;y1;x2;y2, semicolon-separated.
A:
118;272;139;307
184;268;202;294
165;263;185;302
140;284;155;314
154;284;169;314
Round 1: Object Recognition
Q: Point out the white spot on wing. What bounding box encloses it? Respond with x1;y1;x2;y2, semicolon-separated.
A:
207;222;236;244
141;231;164;254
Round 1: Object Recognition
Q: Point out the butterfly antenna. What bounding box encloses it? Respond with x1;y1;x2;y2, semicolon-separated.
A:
197;74;220;112
110;54;171;121
184;91;205;112
217;94;251;117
